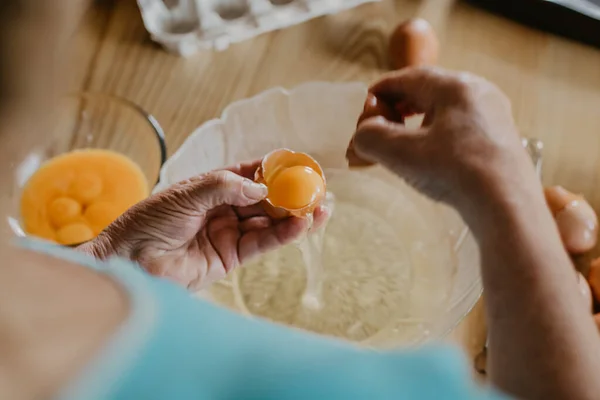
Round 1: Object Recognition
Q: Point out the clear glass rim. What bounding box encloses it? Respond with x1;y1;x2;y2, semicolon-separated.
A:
65;91;168;184
324;167;483;345
17;92;169;247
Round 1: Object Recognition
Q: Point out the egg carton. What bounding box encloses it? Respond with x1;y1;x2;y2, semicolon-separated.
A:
137;0;379;56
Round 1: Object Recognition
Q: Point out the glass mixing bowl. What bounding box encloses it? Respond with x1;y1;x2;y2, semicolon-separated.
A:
205;166;478;348
155;81;483;348
7;92;167;242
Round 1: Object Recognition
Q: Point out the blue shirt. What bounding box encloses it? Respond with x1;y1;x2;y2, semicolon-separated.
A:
19;240;508;400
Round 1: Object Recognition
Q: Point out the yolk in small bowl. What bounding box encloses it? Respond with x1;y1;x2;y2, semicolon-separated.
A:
84;201;123;234
68;172;103;204
20;149;149;245
48;197;82;228
56;223;95;245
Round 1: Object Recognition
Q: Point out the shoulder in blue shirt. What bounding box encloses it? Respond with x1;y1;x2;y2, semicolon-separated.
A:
18;239;508;400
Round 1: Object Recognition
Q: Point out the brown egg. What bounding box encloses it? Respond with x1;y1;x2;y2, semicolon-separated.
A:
589;257;600;303
544;186;581;215
544;186;598;254
255;149;326;219
388;18;439;70
577;272;594;311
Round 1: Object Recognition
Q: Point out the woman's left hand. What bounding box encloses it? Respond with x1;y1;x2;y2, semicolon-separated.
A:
79;161;329;290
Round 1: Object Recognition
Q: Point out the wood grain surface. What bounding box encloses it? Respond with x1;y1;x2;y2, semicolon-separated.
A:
65;0;600;369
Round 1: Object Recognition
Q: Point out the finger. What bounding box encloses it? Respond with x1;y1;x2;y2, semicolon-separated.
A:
238;217;309;264
240;204;330;231
186;160;262;184
223;159;262;180
346;136;376;167
357;93;402;126
185;170;268;211
310;204;331;231
237;207;331;264
234;203;269;219
352;117;428;169
369;66;451;114
196;239;229;290
239;216;272;232
238;203;329;235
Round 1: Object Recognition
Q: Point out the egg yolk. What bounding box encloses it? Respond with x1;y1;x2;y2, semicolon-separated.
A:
20;149;149;245
56;223;95;245
68;172;103;204
84;201;123;233
267;165;324;210
48;197;82;228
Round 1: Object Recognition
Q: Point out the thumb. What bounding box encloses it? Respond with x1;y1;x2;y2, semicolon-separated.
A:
353;117;427;170
184;170;268;210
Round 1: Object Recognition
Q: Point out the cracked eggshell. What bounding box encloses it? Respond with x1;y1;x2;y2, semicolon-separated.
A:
255;148;326;219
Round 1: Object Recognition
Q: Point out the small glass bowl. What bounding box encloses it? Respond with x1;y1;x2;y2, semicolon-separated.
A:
7;92;167;244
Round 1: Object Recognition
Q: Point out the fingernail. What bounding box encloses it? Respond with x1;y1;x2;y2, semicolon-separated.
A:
243;180;268;200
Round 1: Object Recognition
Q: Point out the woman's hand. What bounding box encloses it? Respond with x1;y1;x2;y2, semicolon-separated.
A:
351;67;600;400
350;67;538;226
80;161;329;290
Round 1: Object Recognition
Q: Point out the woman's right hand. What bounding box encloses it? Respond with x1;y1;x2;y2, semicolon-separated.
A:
353;68;600;400
349;67;540;226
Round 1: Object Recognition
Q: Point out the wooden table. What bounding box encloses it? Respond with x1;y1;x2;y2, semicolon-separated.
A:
67;0;600;369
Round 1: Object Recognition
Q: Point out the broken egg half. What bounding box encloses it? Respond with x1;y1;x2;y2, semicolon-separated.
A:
255;149;326;219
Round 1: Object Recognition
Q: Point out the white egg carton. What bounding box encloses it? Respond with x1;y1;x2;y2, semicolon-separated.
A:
137;0;379;56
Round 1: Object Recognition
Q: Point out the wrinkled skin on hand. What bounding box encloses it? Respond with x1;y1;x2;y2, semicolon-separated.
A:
349;67;532;215
81;161;329;290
